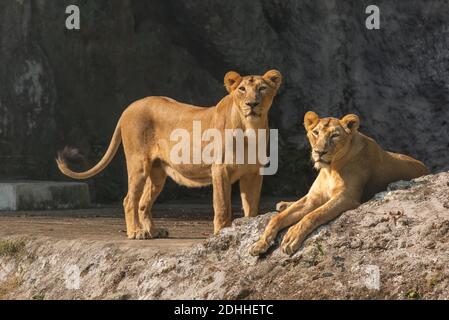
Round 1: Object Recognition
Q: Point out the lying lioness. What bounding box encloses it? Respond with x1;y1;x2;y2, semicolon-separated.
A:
57;70;282;239
250;111;429;256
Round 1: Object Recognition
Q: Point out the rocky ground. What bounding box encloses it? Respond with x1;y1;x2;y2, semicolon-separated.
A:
1;172;448;300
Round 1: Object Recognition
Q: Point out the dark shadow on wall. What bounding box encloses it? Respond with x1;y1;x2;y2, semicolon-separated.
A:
1;0;448;204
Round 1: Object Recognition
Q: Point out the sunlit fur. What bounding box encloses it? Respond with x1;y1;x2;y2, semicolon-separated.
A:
251;111;429;256
57;70;282;240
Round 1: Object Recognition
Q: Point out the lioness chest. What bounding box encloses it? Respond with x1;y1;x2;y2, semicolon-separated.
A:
310;170;350;201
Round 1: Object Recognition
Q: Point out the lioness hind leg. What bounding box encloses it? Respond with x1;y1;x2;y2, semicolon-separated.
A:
137;165;168;240
123;158;146;240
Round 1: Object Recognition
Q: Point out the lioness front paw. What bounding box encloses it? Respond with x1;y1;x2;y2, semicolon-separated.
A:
135;228;170;240
281;225;303;256
127;232;137;240
249;239;270;256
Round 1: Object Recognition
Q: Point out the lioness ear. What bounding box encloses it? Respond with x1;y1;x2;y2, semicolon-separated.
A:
304;111;320;131
340;114;360;133
263;69;282;90
224;71;242;93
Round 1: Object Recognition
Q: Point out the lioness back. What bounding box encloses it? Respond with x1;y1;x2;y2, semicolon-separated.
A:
121;96;212;127
359;133;429;201
384;151;429;179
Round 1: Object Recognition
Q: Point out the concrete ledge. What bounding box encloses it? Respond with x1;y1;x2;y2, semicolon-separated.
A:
0;181;90;211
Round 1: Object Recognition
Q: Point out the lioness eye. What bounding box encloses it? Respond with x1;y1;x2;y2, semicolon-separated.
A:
239;86;246;92
331;133;340;139
259;86;267;92
312;130;319;136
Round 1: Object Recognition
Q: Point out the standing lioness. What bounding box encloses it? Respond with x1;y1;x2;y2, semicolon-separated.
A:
251;111;429;256
57;70;282;239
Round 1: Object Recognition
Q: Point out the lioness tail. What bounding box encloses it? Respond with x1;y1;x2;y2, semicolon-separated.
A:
56;122;122;179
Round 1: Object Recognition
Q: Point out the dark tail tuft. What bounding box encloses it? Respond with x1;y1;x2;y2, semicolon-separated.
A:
56;146;85;166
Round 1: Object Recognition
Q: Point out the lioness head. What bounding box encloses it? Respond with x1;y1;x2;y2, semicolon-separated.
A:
304;111;360;170
224;70;282;122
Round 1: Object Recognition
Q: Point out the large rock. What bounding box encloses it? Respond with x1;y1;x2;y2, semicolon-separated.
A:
1;1;448;200
1;172;448;299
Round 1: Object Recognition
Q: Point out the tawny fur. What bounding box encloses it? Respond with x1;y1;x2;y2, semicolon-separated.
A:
250;111;429;256
57;70;282;239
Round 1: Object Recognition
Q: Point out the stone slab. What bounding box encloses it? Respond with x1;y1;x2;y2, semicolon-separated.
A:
0;181;90;211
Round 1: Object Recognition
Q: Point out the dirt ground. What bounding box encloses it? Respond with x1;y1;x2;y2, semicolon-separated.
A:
0;198;287;251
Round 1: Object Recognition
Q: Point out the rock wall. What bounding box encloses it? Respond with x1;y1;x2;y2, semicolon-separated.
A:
1;0;448;201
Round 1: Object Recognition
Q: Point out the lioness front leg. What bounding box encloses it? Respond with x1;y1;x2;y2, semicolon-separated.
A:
250;195;320;256
212;165;232;234
281;196;360;255
240;172;262;217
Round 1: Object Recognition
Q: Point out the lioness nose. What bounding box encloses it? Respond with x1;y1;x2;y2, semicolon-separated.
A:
246;102;259;108
315;150;327;156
